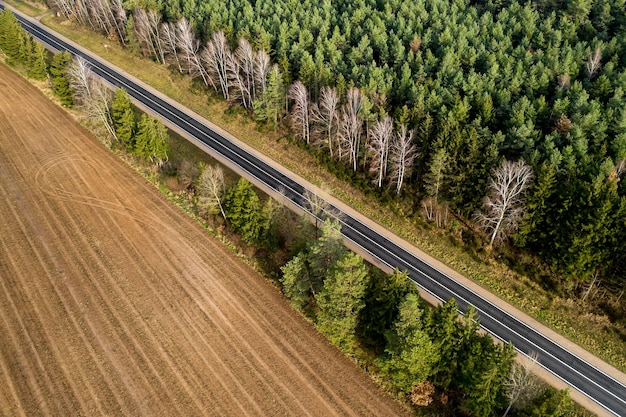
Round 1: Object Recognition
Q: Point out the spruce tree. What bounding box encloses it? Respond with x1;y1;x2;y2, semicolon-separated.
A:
315;252;369;352
49;51;74;107
135;114;169;167
28;41;48;80
111;88;136;150
223;178;264;246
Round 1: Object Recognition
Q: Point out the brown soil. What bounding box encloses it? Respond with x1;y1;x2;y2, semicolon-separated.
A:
0;64;410;417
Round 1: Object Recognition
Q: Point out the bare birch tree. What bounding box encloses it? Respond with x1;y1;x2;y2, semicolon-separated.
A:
160;22;182;73
422;147;448;226
337;87;365;170
475;159;534;247
176;17;210;87
585;47;602;80
133;8;165;64
68;56;93;105
68;57;115;140
85;80;116;139
389;123;418;195
202;30;231;99
311;86;339;157
226;38;257;109
302;187;343;234
254;49;271;95
368;115;393;188
288;81;311;144
502;352;541;417
197;163;226;219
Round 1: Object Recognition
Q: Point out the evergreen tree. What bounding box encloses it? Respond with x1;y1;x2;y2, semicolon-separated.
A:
359;268;416;348
378;293;439;393
461;337;515;417
49;51;74;107
254;65;286;128
0;9;24;66
315;252;369;351
28;41;48;81
307;218;346;292
223;178;264;246
111;88;136;150
134;114;169;166
280;253;311;311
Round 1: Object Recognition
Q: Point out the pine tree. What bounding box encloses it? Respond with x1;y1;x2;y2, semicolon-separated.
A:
135;114;169;166
28;41;48;80
223;178;264;246
111;88;136;149
359;268;415;348
315;252;369;351
0;10;24;65
49;51;74;107
379;293;439;393
280;253;311;311
253;65;286;128
307;218;346;292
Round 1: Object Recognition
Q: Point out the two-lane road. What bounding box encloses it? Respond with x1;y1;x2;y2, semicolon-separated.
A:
3;4;625;415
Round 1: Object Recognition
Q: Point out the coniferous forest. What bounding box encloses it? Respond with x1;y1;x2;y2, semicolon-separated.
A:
47;0;626;297
2;0;625;414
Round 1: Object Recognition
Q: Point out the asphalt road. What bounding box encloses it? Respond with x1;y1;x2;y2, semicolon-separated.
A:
4;4;625;416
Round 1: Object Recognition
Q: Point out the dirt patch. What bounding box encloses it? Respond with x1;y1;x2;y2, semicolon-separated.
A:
0;64;410;417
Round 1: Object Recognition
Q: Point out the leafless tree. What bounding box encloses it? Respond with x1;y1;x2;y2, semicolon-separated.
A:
160;22;182;73
176;17;210;87
254;49;270;93
311;86;339;158
337;87;365;171
88;0;126;42
202;30;231;99
389;122;418;195
557;74;570;91
422;147;448;226
368;116;393;188
67;56;115;139
68;56;93;105
197;164;226;219
51;0;74;19
85;80;116;139
475;159;534;247
502;352;541;417
585;47;602;80
133;8;165;64
288;81;311;144
226;38;258;109
302;188;343;233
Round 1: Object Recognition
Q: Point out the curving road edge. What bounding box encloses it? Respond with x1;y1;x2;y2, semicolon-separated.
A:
2;3;625;416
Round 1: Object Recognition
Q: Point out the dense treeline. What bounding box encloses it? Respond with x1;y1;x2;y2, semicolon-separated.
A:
279;219;576;416
47;0;626;298
2;6;589;413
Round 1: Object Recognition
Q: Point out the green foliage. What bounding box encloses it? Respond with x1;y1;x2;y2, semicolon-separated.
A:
49;51;74;107
223;178;265;246
253;65;286;128
28;41;48;80
358;268;416;349
111;88;136;150
517;388;574;417
134;113;169;166
0;9;25;65
280;253;311;311
315;252;369;351
307;218;346;289
378;293;439;393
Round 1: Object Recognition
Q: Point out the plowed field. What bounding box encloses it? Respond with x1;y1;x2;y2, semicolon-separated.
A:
0;64;409;417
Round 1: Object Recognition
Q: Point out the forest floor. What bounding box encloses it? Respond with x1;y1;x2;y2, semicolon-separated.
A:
0;63;411;417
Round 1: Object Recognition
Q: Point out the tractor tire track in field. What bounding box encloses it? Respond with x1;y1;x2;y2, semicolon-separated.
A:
0;64;410;416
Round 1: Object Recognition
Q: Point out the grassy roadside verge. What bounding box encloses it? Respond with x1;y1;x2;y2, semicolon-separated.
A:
20;3;625;373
